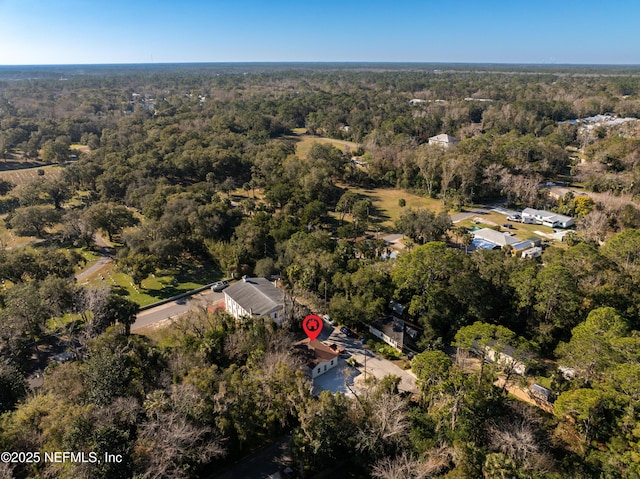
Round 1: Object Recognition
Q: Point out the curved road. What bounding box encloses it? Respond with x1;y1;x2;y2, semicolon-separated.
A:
75;233;114;282
131;289;224;332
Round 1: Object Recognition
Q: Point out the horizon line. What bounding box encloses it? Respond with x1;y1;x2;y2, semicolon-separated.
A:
2;61;640;68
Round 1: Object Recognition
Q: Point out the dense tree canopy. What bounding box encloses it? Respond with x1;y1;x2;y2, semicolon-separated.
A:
1;64;640;479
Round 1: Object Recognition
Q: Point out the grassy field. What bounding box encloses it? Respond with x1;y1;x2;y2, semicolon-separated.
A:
70;144;91;154
77;259;213;307
338;184;445;229
288;129;360;159
0;164;62;186
0;217;41;249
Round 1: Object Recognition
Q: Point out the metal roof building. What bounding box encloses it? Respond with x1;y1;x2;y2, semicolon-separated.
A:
472;228;521;248
224;276;284;324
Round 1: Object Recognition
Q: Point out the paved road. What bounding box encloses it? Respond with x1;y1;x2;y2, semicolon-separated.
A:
131;290;223;331
450;201;514;224
208;436;290;479
75;233;114;282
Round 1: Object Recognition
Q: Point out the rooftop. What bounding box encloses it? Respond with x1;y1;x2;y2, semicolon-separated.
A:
224;277;283;316
294;339;339;367
522;208;573;223
473;228;520;247
428;133;460;144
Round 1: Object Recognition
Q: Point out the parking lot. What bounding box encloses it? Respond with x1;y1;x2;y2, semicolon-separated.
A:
315;324;417;395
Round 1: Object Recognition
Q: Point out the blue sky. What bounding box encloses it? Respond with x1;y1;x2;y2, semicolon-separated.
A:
0;0;638;65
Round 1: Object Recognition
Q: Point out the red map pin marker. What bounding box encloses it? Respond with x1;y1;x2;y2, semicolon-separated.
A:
302;314;323;342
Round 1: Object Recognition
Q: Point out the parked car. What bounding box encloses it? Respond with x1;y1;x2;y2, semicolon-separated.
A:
322;314;334;325
507;215;521;222
340;326;354;337
210;280;229;292
502;223;514;229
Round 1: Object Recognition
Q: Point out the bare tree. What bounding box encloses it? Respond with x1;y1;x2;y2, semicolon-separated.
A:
577;209;609;243
355;391;410;457
371;446;453;479
139;411;225;479
486;405;554;474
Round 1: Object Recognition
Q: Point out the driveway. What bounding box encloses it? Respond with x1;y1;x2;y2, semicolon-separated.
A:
312;361;360;397
323;327;417;394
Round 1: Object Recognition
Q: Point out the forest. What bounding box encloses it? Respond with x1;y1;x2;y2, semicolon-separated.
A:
0;63;640;478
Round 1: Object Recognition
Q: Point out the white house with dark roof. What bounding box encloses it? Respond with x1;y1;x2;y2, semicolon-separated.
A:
428;133;460;148
224;276;284;324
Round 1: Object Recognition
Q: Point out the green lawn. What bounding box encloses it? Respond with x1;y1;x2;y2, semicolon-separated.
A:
337;184;445;229
287;130;360;159
81;261;214;307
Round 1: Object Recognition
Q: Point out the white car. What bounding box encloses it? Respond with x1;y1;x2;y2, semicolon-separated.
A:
210;280;229;292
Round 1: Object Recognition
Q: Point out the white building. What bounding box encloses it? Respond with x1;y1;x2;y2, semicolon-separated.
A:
294;339;340;379
522;246;542;259
428;133;460;148
521;208;575;228
472;228;521;248
223;276;284;324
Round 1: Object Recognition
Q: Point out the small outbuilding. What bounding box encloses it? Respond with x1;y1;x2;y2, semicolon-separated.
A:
428;133;460;148
529;383;554;403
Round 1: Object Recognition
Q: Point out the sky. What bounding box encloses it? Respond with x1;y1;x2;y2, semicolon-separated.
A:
0;0;639;65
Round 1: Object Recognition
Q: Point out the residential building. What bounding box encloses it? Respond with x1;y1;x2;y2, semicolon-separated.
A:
370;315;422;353
473;343;529;376
472;228;520;250
428;133;460;148
521;208;575;228
223;276;284;324
294;339;339;379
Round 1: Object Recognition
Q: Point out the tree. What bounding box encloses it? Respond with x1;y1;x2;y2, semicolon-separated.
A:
335;190;359;224
6;205;62;238
454;322;506;383
554;388;622;443
0;178;15;196
254;257;276;278
41;138;71;163
3;282;49;345
40;177;72;209
555;307;628;384
454;321;531;389
119;251;157;288
411;350;451;404
86;203;138;241
602;228;640;281
293;391;355;474
138;410;226;479
62;209;97;248
106;294;139;336
0;359;27;413
533;263;581;349
395;209;451;245
38;275;75;318
392;242;490;342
